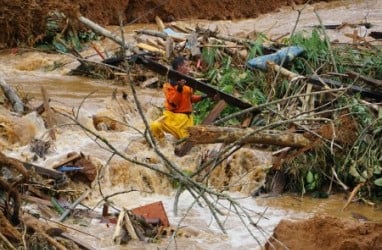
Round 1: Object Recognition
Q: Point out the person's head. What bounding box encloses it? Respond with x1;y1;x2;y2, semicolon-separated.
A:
171;57;189;75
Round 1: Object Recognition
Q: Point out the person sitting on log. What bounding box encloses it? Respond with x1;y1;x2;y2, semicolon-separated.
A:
150;56;208;143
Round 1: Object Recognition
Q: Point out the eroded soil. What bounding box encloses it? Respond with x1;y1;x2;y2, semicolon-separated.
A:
266;215;382;250
1;0;334;47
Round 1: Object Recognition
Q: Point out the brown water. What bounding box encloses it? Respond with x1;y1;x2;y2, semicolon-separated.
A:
1;0;382;249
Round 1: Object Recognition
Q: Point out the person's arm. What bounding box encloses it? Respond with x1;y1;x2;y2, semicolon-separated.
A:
164;82;183;108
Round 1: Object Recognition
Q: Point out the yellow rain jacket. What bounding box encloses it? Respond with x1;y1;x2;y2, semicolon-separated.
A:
150;81;202;140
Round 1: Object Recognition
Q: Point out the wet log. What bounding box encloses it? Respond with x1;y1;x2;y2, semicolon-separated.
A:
0;76;24;114
78;16;140;54
187;125;311;148
175;100;227;156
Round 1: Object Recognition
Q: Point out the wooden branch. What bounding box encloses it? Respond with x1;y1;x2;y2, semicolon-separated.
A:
346;70;382;88
78;16;140;54
0;76;24;114
187;125;311;148
41;87;56;140
267;61;303;81
124;211;139;240
342;182;365;211
113;210;127;244
59;189;91;222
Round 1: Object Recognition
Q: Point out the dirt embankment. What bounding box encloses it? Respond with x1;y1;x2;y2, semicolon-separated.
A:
266;215;382;250
0;0;333;48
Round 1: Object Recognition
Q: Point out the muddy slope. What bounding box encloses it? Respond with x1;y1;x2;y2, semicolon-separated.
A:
0;0;333;48
266;215;382;250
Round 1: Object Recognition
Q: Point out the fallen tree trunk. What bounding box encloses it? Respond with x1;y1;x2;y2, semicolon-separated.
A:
187;125;311;147
0;76;24;114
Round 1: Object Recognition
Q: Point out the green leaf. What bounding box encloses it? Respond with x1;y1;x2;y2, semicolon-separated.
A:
306;171;314;183
374;178;382;186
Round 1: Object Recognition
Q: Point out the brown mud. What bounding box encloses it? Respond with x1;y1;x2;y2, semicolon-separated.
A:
266;215;382;250
1;0;333;47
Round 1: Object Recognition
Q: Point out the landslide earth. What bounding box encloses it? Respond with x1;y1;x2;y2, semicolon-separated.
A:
1;0;333;47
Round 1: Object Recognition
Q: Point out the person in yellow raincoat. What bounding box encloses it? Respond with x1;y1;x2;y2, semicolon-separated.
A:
150;57;206;141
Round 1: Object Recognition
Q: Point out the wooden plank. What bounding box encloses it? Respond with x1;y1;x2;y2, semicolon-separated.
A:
21;161;66;181
175;100;227;156
51;153;82;169
61;232;97;250
134;56;253;110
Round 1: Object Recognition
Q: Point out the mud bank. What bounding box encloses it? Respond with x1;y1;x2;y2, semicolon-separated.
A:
1;0;333;47
266;215;382;250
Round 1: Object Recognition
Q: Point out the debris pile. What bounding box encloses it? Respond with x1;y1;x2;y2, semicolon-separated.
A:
0;2;382;249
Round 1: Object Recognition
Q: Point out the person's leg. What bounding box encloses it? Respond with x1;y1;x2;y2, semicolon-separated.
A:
150;119;165;139
161;111;193;139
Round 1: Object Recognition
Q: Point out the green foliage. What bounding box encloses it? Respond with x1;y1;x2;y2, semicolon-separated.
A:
194;29;382;201
289;29;329;73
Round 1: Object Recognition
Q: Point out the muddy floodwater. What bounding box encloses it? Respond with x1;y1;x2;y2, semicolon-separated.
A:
1;0;382;249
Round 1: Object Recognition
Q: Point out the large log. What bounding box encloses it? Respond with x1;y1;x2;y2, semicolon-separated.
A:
78;16;140;54
187;125;311;148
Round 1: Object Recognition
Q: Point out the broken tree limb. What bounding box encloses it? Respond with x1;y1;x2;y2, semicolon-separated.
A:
78;16;140;54
0;75;24;114
266;61;382;100
58;189;91;222
346;70;382;89
308;75;382;100
187;125;311;148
